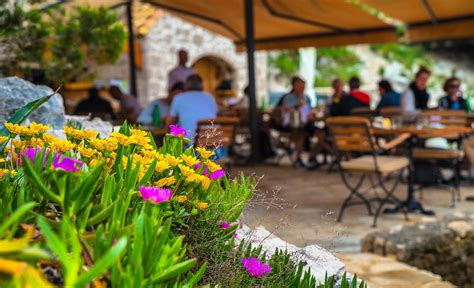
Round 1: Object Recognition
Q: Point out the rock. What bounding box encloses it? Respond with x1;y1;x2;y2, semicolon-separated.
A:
0;77;65;129
447;220;472;238
236;225;346;285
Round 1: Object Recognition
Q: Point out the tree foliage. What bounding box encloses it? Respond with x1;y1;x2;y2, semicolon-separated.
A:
0;1;126;85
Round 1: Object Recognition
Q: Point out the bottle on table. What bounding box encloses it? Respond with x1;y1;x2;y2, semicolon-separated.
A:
152;104;161;128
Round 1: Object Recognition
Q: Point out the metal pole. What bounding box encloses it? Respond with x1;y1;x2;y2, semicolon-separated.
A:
126;0;138;97
244;0;260;162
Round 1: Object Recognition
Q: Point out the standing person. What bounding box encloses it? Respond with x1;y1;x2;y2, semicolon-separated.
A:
168;49;196;90
401;66;431;112
281;76;312;167
438;77;466;110
327;78;348;116
75;87;116;121
166;74;217;139
137;82;185;125
336;76;370;116
377;79;400;110
109;85;141;123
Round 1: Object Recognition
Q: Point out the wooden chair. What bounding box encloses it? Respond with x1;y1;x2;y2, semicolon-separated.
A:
350;107;376;119
380;107;402;119
412;110;467;205
326;117;410;227
194;117;239;172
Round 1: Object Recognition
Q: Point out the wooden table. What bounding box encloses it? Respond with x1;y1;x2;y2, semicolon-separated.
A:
373;126;473;215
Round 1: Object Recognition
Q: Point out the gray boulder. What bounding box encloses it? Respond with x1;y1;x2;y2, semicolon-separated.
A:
0;77;65;128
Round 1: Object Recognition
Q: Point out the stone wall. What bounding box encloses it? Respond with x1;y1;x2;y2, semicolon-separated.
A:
96;12;268;108
362;217;474;287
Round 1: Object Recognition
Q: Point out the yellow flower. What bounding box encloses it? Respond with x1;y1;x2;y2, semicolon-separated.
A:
196;147;214;159
29;122;49;135
155;153;166;161
181;154;200;167
49;138;75;153
178;164;195;177
42;134;59;145
206;160;222;173
165;154;182;166
0;158;6;163
199;176;211;190
82;129;98;139
155;160;169;173
196;202;209;211
0;169;15;178
141;148;159;159
4;123;30;136
176;195;188;203
89;158;100;167
155;176;175;187
64;126;98;140
12;140;26;149
0;136;9;144
90;138;117;151
130;129;150;146
110;132;133;146
27;137;44;147
77;146;101;158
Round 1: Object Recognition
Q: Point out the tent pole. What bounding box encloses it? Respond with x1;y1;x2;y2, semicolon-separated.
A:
126;0;138;98
244;0;261;162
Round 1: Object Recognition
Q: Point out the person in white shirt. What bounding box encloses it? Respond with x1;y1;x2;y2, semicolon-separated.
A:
137;82;185;125
168;49;196;90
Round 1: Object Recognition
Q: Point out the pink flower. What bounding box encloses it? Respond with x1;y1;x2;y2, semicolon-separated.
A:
234;233;238;239
209;169;225;179
219;221;230;229
139;186;172;204
194;163;209;176
241;257;272;277
53;154;83;172
169;124;187;138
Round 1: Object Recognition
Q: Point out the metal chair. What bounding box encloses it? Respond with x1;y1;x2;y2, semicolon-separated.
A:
412;110;467;206
194;117;239;172
326;117;410;227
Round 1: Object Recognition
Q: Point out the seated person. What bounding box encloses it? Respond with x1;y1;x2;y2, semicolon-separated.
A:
280;76;312;167
75;87;116;120
336;76;370;116
166;74;217;140
109;85;141;123
327;78;348;116
377;79;400;110
137;82;185;125
401;66;431;112
438;77;466;110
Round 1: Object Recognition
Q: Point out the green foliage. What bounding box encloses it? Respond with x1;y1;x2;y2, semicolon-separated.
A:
370;43;433;77
268;51;300;81
0;1;126;84
315;47;362;86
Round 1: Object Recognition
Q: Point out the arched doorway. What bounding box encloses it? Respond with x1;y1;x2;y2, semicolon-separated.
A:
192;56;235;96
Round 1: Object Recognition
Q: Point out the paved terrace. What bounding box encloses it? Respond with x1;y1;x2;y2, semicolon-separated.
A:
235;163;474;253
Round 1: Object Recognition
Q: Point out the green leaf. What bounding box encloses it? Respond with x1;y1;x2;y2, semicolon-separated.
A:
0;90;57;137
74;237;127;287
138;159;156;186
23;157;60;203
182;262;208;288
152;259;196;283
0;202;36;237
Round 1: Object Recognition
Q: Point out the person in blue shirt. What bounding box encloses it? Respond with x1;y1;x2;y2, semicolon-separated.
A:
438;77;466;110
377;79;400;111
166;74;217;140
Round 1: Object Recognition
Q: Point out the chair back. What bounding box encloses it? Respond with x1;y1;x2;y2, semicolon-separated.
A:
420;110;467;127
326;117;375;153
380;107;402;119
194;117;239;150
350;107;376;119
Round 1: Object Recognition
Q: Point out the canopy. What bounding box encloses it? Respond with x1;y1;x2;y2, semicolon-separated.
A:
144;0;474;50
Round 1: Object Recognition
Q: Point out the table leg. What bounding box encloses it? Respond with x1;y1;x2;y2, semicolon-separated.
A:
384;136;435;215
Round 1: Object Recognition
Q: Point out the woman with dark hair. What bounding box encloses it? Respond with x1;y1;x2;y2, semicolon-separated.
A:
377;79;400;110
438;77;466;110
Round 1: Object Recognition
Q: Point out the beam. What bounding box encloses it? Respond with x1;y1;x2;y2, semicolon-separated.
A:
126;0;138;98
420;0;437;24
244;0;261;162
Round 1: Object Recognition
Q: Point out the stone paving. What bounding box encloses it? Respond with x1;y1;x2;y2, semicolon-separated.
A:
234;163;474;286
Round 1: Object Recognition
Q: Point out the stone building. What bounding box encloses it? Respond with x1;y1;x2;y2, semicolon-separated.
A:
96;9;268;108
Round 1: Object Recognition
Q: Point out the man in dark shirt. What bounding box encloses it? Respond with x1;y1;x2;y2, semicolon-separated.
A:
335;76;370;116
75;88;116;120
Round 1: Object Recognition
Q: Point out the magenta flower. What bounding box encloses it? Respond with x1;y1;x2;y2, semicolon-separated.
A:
24;147;42;162
194;163;209;176
234;233;238;239
241;257;272;277
139;186;172;204
219;221;230;229
53;154;83;172
209;169;225;179
169;124;187;138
